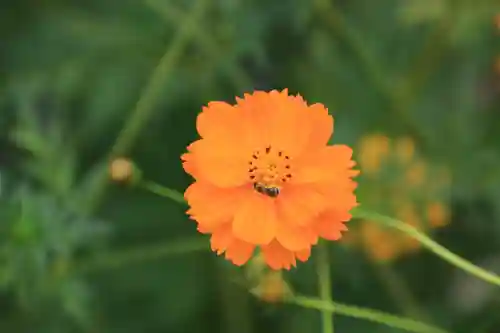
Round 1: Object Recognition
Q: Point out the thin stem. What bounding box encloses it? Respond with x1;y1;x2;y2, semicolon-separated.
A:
374;262;430;322
134;182;458;333
353;207;500;287
140;180;186;205
313;0;430;149
109;0;208;157
403;19;451;101
77;237;207;274
144;0;252;92
85;0;209;211
316;242;335;333
216;263;254;333
288;295;449;333
139;182;500;288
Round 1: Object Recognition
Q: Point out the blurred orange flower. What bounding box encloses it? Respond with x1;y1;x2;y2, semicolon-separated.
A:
251;271;291;302
182;90;359;269
351;134;452;262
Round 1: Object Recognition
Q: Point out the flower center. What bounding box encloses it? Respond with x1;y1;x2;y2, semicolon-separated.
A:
248;146;293;197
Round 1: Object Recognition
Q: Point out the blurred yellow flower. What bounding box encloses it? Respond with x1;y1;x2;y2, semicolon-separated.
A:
358;134;389;175
250;271;291;303
395;136;415;164
494;56;500;75
352;134;452;262
427;202;450;228
406;160;426;187
360;222;400;262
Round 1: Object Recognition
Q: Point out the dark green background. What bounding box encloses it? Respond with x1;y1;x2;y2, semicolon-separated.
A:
1;0;500;332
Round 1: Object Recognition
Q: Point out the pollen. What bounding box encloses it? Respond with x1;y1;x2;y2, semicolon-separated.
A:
248;145;293;186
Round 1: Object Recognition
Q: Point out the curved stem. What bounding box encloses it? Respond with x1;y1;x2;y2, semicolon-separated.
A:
316;242;335;333
288;295;449;333
139;182;500;288
85;0;209;211
313;0;427;147
77;237;207;274
140;180;186;205
144;0;252;92
353;207;500;287
134;182;456;332
374;262;430;322
109;0;208;157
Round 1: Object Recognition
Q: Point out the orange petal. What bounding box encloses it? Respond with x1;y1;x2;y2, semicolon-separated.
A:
236;90;312;157
306;103;333;149
197;102;240;140
311;182;359;213
261;240;297;270
292;145;358;184
276;184;330;226
185;181;249;229
188;139;249;188
225;239;255;266
181;152;197;178
196;101;255;154
313;210;350;241
210;223;234;254
181;142;201;178
197;223;212;234
276;219;318;251
232;192;277;245
295;248;311;262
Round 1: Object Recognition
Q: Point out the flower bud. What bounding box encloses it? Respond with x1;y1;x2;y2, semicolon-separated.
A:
109;158;141;185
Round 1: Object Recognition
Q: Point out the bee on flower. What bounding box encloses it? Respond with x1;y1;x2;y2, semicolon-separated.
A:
181;89;359;270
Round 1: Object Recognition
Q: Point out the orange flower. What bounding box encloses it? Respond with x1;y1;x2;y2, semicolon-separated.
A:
182;90;359;270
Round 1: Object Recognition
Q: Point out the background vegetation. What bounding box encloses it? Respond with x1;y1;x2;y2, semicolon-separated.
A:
1;0;500;332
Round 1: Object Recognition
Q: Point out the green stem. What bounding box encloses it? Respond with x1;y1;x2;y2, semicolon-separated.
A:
216;263;254;333
353;207;500;287
313;0;424;139
144;0;252;92
140;182;500;288
117;182;459;333
374;262;429;321
288;295;449;333
403;19;451;101
109;0;208;157
77;237;207;274
316;242;335;333
85;0;209;211
140;180;186;205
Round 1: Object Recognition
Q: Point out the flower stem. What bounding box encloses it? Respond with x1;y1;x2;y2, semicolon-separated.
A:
353;207;500;287
108;0;208;157
288;296;449;333
139;183;500;288
144;0;252;93
316;242;335;333
132;183;453;332
374;262;430;322
77;237;207;274
140;180;186;205
85;0;209;211
313;0;427;148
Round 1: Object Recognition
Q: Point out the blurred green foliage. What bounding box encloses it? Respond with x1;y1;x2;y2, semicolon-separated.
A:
1;0;500;332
